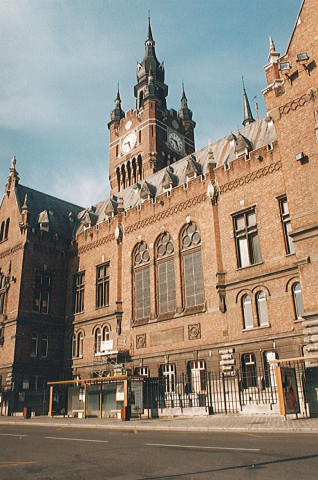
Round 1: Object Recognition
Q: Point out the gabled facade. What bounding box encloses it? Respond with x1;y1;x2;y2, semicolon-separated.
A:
0;0;317;416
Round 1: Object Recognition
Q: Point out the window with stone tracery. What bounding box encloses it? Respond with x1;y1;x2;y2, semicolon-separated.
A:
181;223;204;308
133;241;151;321
155;232;176;315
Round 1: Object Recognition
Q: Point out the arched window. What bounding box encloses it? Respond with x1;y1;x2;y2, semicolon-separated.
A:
132;158;137;184
292;282;304;319
0;221;4;242
137;155;142;180
121;164;126;189
241;353;257;388
103;326;110;341
155;232;176;315
71;334;76;358
94;328;101;354
133;241;151;322
40;334;48;358
77;332;83;357
242;294;253;329
116;167;121;192
0;275;6;314
4;218;10;239
181;223;204;308
127;161;131;186
30;333;38;357
256;291;269;326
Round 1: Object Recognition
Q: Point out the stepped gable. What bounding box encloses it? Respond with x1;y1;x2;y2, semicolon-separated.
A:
16;184;84;239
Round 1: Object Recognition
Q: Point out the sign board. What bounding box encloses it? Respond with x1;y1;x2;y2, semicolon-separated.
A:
129;381;144;414
116;383;125;402
101;339;113;352
276;367;300;415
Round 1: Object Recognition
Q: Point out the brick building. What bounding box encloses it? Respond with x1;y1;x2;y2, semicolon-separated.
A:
0;0;317;416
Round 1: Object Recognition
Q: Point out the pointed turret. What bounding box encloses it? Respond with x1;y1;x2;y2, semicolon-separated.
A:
5;156;20;195
134;17;168;110
109;84;125;126
178;83;196;131
242;78;255;127
268;36;280;64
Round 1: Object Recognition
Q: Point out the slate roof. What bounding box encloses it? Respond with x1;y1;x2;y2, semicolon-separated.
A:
15;185;84;240
76;116;277;234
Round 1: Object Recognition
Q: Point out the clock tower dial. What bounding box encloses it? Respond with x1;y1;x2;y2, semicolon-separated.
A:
168;132;183;152
121;132;137;154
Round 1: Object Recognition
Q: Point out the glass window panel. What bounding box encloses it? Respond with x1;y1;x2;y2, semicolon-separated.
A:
250;233;261;264
256;291;269;326
235;216;245;230
238;238;249;267
293;283;304;318
242;295;253;329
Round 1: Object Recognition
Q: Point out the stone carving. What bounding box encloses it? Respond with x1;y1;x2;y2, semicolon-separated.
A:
136;334;146;349
207;180;219;206
188;323;201;340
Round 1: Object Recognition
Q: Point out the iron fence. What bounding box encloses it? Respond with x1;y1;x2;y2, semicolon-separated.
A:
143;360;309;415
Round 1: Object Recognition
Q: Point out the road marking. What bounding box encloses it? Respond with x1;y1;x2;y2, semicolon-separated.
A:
56;426;67;431
237;432;264;438
0;433;28;437
145;443;260;452
45;436;109;443
0;461;39;468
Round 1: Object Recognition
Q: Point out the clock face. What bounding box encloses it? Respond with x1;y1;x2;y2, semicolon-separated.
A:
169;132;183;152
122;132;137;154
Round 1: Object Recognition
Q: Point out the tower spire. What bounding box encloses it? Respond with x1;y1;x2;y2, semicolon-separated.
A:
178;83;196;131
109;83;125;125
242;77;255;126
268;35;280;63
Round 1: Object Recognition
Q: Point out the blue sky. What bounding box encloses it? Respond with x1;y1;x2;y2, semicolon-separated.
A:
0;0;301;207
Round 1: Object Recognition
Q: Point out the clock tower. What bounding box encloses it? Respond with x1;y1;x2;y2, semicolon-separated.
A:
108;19;196;196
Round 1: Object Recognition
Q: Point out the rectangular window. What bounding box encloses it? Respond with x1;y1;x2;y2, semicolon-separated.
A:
157;260;176;314
74;272;85;314
233;209;261;268
134;268;151;320
183;251;204;307
161;364;176;393
96;263;110;308
279;196;295;254
33;271;51;314
190;360;206;393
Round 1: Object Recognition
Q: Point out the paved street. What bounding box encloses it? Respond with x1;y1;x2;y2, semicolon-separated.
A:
1;423;318;479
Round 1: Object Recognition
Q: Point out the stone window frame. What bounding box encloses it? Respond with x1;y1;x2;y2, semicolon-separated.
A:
155;232;177;317
278;195;295;255
33;270;52;314
95;262;110;309
180;222;205;312
133;241;151;324
232;206;262;269
292;282;304;320
73;271;85;314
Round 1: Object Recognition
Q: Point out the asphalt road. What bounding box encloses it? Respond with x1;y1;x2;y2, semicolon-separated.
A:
0;424;318;479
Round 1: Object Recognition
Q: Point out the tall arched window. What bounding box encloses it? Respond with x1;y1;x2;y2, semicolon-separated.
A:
133;241;151;322
94;328;101;354
256;291;269;326
0;275;6;314
4;218;10;239
132;158;137;184
292;282;304;319
137;155;142;180
121;164;126;189
40;334;48;358
156;232;176;315
127;161;131;186
103;326;110;341
30;333;38;357
181;223;204;308
242;294;253;329
0;221;4;242
71;334;76;358
77;332;83;357
116;167;121;192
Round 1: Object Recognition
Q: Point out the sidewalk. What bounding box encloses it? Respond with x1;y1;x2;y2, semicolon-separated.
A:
1;413;318;433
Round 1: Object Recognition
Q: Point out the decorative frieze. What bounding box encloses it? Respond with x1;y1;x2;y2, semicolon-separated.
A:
220;161;281;194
